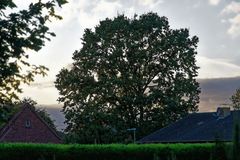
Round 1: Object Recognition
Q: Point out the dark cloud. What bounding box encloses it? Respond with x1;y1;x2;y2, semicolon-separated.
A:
36;76;240;130
30;81;54;89
198;76;240;111
36;104;66;131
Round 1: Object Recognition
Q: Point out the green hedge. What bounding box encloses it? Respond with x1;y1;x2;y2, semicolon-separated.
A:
0;143;218;160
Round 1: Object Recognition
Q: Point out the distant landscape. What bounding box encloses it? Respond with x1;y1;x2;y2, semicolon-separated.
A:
44;76;240;131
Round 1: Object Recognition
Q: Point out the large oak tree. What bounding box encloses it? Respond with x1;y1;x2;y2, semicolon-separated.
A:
55;13;200;143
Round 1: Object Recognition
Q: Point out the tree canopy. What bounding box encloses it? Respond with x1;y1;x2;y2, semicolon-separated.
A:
0;0;66;105
55;13;200;143
231;88;240;110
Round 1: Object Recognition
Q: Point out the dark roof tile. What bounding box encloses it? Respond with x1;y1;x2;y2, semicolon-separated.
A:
138;111;240;143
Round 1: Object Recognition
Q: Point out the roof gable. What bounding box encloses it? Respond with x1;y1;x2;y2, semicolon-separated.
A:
0;104;62;143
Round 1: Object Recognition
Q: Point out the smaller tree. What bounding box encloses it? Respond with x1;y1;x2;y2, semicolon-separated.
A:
0;0;67;105
231;88;240;110
230;88;240;160
0;104;18;128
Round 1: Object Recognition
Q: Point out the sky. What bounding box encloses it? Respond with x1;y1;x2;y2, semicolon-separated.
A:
14;0;240;111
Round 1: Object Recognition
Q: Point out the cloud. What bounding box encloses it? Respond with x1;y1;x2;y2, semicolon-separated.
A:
208;0;221;6
138;0;164;6
222;1;240;14
51;0;124;30
139;0;155;6
196;55;240;78
198;76;240;112
92;0;122;14
20;83;59;105
221;1;240;37
227;14;240;37
29;81;54;89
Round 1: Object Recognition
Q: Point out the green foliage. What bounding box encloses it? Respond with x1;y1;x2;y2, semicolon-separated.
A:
0;0;66;105
211;140;227;160
231;89;240;110
0;143;214;160
55;12;200;143
232;117;240;160
0;102;20;128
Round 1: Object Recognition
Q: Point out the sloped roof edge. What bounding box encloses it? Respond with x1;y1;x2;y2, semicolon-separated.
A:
0;104;62;142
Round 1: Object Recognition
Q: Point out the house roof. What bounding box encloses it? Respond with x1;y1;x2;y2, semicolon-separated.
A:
0;104;62;143
138;110;240;143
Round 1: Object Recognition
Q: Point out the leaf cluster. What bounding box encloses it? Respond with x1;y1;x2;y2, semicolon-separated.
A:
231;89;240;110
0;0;66;104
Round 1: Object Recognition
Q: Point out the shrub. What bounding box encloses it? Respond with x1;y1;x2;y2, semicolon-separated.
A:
0;143;216;160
